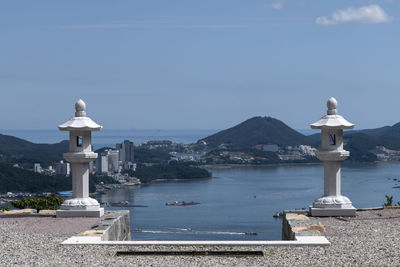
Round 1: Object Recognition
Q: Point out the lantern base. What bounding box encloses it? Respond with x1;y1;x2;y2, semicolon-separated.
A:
309;206;356;217
56;208;104;217
310;195;356;216
56;197;104;217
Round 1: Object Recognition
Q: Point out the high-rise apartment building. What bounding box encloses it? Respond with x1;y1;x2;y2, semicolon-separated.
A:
116;140;134;170
33;163;42;173
107;150;120;173
95;149;120;174
55;160;70;176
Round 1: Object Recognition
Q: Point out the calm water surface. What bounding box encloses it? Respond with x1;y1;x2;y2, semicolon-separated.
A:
98;162;400;241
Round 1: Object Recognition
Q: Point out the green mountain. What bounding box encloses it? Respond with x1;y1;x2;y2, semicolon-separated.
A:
0;133;68;167
0;162;71;193
134;148;171;164
343;133;378;162
354;122;400;137
197;116;400;162
199;116;312;149
351;122;400;151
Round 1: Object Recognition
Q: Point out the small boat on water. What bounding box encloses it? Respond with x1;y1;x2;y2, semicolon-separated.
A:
245;232;257;236
111;203;148;207
165;201;200;206
109;201;148;207
273;212;283;218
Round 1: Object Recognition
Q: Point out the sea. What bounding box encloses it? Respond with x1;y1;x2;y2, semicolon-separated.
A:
2;129;400;241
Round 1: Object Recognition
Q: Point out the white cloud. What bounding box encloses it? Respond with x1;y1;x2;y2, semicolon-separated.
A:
316;4;392;25
264;0;284;10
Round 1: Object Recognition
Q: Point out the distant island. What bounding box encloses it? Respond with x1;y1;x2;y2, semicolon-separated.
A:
2;116;400;193
133;116;400;165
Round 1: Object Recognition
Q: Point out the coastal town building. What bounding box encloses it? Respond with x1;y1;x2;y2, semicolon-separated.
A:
42;166;55;176
95;149;120;174
96;152;109;174
107;149;120;173
55;160;70;176
117;140;134;170
33;163;42;173
263;144;279;152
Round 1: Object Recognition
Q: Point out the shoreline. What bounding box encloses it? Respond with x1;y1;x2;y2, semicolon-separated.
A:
93;176;213;194
201;160;391;169
201;162;323;169
147;176;212;183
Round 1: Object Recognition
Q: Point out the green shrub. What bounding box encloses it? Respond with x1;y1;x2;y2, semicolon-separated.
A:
11;196;64;212
0;206;10;211
384;195;394;207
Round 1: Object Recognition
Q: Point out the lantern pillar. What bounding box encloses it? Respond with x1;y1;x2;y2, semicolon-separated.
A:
56;99;104;217
309;97;356;217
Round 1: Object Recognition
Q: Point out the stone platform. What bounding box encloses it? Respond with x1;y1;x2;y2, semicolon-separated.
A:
0;209;130;240
2;208;400;266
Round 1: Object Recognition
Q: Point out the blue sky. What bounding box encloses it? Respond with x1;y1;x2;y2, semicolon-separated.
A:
1;0;399;131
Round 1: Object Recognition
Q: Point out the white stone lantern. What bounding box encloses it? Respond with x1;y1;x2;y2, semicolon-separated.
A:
309;97;356;217
56;99;104;217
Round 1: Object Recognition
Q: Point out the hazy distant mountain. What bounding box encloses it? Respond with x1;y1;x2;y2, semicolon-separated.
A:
0;133;68;167
199;116;312;149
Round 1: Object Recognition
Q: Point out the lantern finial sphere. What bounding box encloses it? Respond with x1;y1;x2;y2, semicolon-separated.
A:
75;99;87;117
327;97;338;115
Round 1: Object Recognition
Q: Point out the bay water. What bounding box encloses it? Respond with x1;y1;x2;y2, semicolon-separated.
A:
2;129;400;240
99;163;400;241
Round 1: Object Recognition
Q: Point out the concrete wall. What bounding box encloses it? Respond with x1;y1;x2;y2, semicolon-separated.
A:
282;210;325;240
89;210;131;241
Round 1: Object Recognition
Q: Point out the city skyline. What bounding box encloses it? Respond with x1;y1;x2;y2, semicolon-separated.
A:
1;1;399;131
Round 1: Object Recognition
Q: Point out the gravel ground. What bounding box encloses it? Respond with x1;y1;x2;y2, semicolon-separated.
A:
1;209;400;266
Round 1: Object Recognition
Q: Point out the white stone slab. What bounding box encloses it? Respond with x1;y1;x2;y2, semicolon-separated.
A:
63;236;102;244
56;208;104;217
295;236;331;245
62;238;330;247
